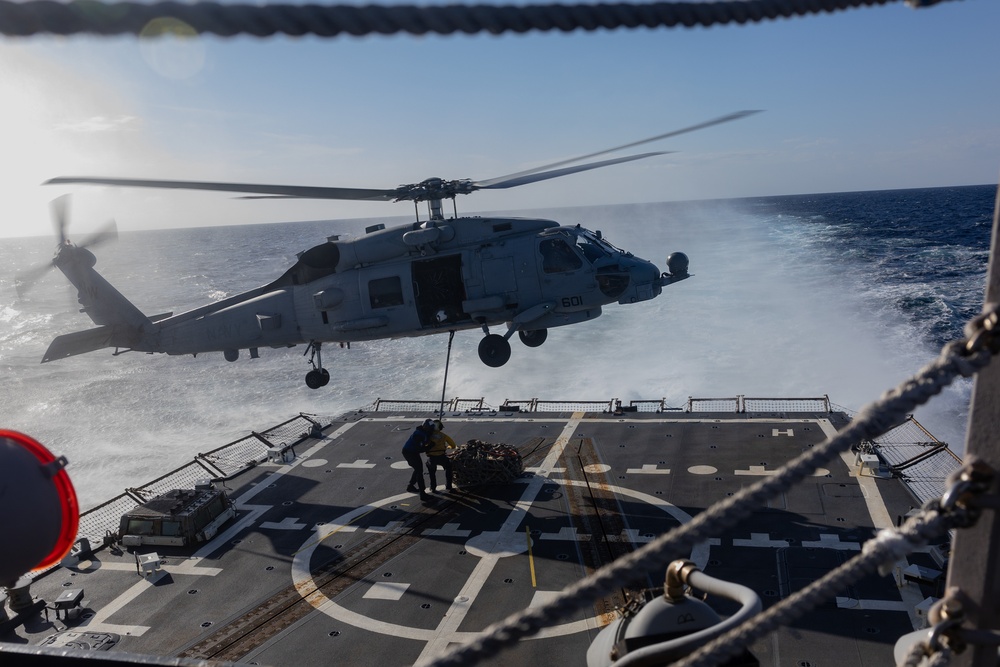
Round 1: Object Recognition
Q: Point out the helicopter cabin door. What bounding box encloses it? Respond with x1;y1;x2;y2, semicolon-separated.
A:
411;255;470;328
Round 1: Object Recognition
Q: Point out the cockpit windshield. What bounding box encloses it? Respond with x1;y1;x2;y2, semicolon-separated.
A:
571;228;623;264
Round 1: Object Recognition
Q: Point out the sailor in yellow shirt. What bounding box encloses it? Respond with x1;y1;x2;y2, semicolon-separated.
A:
426;419;457;492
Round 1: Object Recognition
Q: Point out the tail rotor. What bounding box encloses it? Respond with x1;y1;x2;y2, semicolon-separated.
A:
14;196;117;299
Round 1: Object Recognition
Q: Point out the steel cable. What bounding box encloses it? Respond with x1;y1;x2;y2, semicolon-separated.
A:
0;0;953;38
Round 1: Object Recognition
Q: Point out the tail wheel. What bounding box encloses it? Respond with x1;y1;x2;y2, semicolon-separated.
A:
518;329;547;348
478;334;511;368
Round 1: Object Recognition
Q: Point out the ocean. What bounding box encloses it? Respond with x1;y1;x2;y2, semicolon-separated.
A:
1;184;994;509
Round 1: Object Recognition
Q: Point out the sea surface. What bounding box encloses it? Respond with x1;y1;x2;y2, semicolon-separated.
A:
1;184;994;509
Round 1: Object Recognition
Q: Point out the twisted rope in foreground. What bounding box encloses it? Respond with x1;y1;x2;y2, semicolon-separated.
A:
0;0;953;37
417;333;994;667
672;498;966;667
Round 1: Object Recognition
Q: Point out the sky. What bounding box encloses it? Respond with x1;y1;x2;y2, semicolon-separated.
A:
0;0;998;238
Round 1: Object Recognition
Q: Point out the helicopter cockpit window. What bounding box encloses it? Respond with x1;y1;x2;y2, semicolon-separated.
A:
573;234;610;264
540;238;583;273
369;276;404;309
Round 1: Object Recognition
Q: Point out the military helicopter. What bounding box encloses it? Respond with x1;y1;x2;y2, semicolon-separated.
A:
22;111;756;388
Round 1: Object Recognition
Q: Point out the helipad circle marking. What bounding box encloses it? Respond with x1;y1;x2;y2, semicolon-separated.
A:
291;480;705;641
300;459;328;468
582;463;611;474
688;465;718;475
389;461;411;470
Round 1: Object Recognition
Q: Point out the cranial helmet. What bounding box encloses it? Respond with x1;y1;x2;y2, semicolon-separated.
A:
422;419;436;429
433;419;444;431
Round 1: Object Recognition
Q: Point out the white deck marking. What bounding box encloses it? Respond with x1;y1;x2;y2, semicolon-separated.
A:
365;520;407;535
733;532;790;548
801;533;861;550
688;465;718;475
260;517;307;530
836;597;910;612
338;459;377;469
538;527;590;541
626;464;671;474
735;465;776;476
365;582;410;600
773;428;794;437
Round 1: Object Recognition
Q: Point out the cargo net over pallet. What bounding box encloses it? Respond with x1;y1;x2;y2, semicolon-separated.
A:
452;439;524;487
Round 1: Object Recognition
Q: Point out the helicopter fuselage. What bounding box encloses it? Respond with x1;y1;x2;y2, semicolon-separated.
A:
149;217;670;352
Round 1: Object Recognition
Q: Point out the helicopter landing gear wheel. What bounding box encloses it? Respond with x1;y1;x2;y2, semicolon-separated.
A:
517;329;547;348
306;368;330;389
478;334;511;368
304;341;330;389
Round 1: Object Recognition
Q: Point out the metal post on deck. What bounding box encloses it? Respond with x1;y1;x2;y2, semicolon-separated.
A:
946;186;1000;667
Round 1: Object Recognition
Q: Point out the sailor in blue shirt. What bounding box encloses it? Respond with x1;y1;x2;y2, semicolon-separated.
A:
402;419;435;501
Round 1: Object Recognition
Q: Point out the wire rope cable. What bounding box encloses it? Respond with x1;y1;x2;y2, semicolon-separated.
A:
0;0;961;38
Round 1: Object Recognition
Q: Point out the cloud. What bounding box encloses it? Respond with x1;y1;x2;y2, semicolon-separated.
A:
53;115;139;133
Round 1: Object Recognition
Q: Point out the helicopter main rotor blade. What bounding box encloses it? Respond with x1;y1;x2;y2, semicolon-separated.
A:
474;110;760;189
45;177;400;202
474;151;671;190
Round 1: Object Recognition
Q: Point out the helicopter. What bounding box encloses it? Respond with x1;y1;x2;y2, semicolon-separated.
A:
21;111;757;388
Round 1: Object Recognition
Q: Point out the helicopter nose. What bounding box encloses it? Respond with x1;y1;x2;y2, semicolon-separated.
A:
617;259;662;305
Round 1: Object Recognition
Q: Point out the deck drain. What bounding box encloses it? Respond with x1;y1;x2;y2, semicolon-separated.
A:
382;572;393;578
836;517;846;522
619;444;626;448
421;604;432;609
265;566;274;571
557;554;569;560
359;443;367;446
504;579;514;584
282;501;293;506
709;559;721;566
655;491;663;495
268;483;277;488
659;461;666;465
764;589;778;597
709;444;716;448
357;486;365;490
201;622;212;628
797;661;813;667
333;544;343;549
459;550;467;555
865;627;880;634
62;582;72;587
325;470;333;473
188;590;199;595
715;477;723;481
329;631;341;637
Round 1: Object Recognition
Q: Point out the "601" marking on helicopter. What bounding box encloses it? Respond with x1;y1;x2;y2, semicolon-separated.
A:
561;296;583;308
